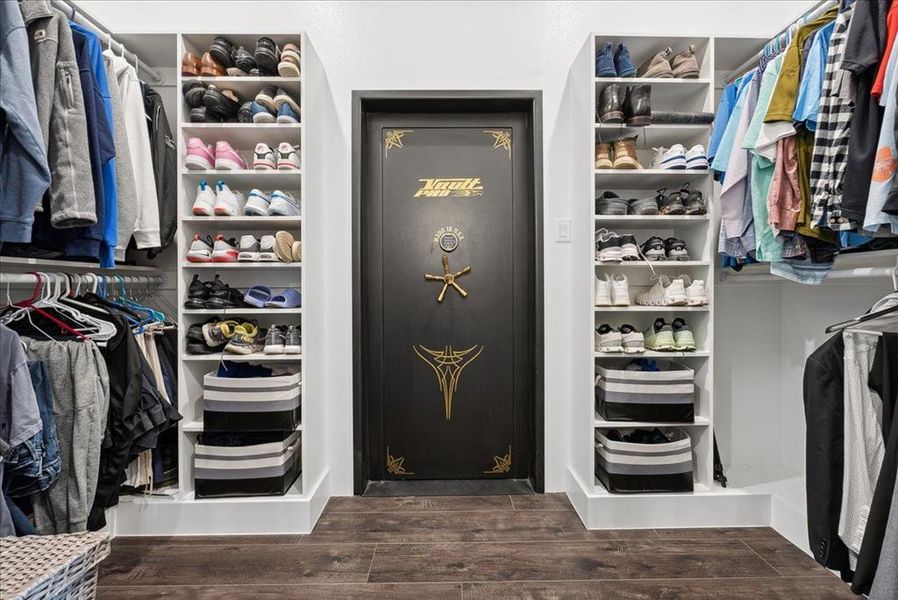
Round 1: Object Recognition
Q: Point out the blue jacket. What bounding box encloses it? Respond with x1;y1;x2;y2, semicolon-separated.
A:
0;1;51;243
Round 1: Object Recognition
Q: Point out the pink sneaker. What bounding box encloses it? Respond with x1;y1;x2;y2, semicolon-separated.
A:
185;137;214;170
214;141;247;171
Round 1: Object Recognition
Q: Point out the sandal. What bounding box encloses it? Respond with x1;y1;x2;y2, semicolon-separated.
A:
243;285;272;307
265;288;302;308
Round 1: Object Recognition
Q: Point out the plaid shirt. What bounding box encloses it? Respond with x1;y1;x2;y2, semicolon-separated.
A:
809;5;856;231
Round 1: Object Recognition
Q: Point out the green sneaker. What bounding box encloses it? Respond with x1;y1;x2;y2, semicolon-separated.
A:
644;318;675;351
672;317;696;351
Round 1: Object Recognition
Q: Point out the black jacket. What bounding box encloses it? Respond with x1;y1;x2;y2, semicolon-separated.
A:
142;84;176;258
803;333;853;579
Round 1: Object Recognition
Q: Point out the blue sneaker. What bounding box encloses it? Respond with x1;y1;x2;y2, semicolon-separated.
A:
251;101;275;123
595;42;616;77
276;103;300;124
244;189;271;216
614;44;636;78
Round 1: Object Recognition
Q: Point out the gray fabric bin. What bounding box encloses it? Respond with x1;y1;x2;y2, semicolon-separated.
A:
595;361;694;422
595;428;694;493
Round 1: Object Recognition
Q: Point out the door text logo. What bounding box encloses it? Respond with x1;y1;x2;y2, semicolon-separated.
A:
414;177;484;198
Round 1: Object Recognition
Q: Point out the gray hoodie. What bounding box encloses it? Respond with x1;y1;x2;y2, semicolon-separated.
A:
103;55;139;261
18;0;96;228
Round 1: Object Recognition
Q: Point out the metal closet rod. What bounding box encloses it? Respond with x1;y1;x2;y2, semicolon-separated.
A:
724;0;838;83
50;0;166;84
0;272;165;286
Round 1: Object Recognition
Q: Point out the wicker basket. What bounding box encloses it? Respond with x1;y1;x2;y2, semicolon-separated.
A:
0;532;110;600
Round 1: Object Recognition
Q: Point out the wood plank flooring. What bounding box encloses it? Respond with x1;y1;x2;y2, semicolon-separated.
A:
99;494;854;599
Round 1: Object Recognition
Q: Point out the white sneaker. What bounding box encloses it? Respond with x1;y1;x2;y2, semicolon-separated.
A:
258;235;278;261
244;189;271;216
636;275;687;306
268;190;301;216
595;324;623;353
213;181;246;216
594;274;612;306
685;144;709;170
651;144;687;170
276;142;300;170
186;234;213;262
253;143;277;170
610;274;630;306
191;180;215;216
211;235;239;262
619;324;645;353
679;273;709;305
237;235;260;261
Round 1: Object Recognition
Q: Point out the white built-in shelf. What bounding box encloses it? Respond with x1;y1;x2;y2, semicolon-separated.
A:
183;308;302;315
180;170;301;188
181;262;301;269
595;124;710;148
594;77;710;86
594;215;709;227
594;260;710;268
185;76;302;97
595;169;711;188
594;415;711;428
182;123;302;129
182;419;303;433
0;256;161;272
594;305;710;312
181;216;302;227
182;353;302;362
593;350;710;358
182;124;301;148
590;478;711;497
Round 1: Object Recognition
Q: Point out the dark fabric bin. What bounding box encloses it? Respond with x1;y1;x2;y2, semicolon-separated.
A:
195;430;301;498
595;362;695;423
203;370;301;432
595;428;694;494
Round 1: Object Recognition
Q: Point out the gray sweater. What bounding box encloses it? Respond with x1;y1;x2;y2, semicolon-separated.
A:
104;55;139;261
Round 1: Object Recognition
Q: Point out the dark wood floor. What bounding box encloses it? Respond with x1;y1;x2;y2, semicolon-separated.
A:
98;494;854;599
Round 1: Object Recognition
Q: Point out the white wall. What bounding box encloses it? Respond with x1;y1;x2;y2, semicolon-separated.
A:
82;0;817;494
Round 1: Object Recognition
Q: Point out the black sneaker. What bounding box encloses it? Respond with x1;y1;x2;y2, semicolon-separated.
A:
186;341;225;355
263;325;286;354
237;101;253;123
207;279;246;309
680;184;706;215
254;36;280;75
619;234;639;260
209;36;235;68
594;229;622;262
182;80;207;109
664;237;690;261
186;318;216;343
658;188;685;215
234;46;257;72
284;325;302;354
185;274;210;309
203;85;239;119
595;191;628;215
641;236;667;261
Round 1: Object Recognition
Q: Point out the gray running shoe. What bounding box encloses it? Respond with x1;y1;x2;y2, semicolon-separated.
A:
264;325;286;354
595;192;628;215
628;196;659;215
284;325;302;354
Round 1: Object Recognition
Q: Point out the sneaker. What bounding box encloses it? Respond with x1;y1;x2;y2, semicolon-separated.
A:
237;101;253;123
209;36;234;68
269;190;301;216
619;324;645;353
679;274;708;305
244;189;272;216
595;229;622;262
203;85;239;120
185;137;215;170
206;278;246;309
664;237;690;261
191;180;215;215
614;43;637;78
644;318;676;351
254;37;280;75
186;318;214;344
636;275;687;306
595;42;616;77
637;47;673;78
253;143;277;170
595;324;622;353
185;274;211;308
276;103;301;124
186;234;214;262
274;230;296;262
213;181;246;216
237;235;260;261
226;321;262;355
610;274;630;305
639;236;667;261
619;234;639;261
203;319;239;347
596;191;628;215
263;325;286;354
182;80;207;109
594;274;612;306
214;141;247;170
681;184;706;215
671;45;700;79
234;46;257;73
251;101;276;123
651;144;687;170
259;235;278;261
283;325;302;354
657;188;685;215
685;144;709;170
255;85;278;111
278;43;301;77
211;235;239;262
628;196;659;216
276;143;300;170
671;317;697;351
274;88;301;114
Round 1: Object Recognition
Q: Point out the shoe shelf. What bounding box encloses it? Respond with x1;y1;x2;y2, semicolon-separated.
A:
181;262;301;269
583;34;717;500
187;76;302;96
180;170;302;189
182;125;301;149
182;308;303;315
181;216;302;226
181;353;302;362
182;419;303;434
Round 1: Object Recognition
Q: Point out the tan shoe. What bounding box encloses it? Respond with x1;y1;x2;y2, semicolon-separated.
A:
291;241;302;263
612;137;643;170
670;45;700;79
637;47;673;78
200;52;226;77
274;231;296;262
595;143;613;170
181;52;201;76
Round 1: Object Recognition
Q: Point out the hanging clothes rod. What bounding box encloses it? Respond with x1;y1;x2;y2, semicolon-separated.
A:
0;272;165;286
721;266;898;284
50;0;166;84
724;0;838;83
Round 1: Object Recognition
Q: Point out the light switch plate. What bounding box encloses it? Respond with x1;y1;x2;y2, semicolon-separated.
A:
555;218;571;242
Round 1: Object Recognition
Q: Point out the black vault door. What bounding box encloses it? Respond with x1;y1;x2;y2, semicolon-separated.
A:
366;113;531;481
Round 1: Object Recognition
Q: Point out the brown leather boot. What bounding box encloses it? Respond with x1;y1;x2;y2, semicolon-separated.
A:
181;52;201;76
595;143;613;170
612;136;643;170
670;45;700;79
200;52;226;77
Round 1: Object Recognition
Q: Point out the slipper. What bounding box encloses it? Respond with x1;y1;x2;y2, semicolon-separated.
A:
265;288;302;308
243;285;272;307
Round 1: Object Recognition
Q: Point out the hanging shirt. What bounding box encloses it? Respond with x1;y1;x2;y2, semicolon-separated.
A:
708;81;738;165
794;20;836;130
872;0;898;99
863;34;898;234
717;72;756;253
711;70;755;178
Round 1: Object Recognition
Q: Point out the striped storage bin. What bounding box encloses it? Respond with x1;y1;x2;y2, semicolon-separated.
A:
203;371;301;432
595;361;694;423
195;430;302;498
594;429;694;493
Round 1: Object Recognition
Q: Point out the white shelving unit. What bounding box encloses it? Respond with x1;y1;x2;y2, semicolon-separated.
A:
112;32;330;536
